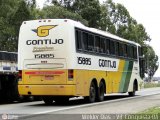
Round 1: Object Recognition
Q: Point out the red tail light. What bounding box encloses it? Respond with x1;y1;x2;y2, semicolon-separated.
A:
18;70;22;77
68;69;73;80
18;70;22;81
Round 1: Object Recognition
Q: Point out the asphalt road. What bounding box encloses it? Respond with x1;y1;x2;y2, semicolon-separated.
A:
0;87;160;120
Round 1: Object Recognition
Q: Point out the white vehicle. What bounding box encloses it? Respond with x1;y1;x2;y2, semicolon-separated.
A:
18;19;144;104
0;51;17;73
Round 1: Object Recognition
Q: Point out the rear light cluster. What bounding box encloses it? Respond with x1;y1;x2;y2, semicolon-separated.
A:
18;70;22;81
68;69;73;80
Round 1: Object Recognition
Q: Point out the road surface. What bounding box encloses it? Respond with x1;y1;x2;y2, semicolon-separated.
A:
0;88;160;120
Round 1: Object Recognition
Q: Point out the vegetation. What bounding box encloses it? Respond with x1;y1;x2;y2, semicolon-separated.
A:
0;0;159;78
144;82;160;88
121;107;159;120
140;107;160;114
0;0;37;51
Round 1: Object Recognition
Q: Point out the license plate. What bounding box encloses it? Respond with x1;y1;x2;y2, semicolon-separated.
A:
45;75;54;80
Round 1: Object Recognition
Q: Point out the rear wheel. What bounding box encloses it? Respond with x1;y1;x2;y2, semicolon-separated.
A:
97;82;105;102
85;82;96;103
128;82;137;96
42;96;54;105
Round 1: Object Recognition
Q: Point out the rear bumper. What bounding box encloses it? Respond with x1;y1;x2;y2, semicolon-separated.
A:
18;84;76;96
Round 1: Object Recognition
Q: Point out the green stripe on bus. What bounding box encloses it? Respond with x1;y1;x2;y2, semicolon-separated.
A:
119;61;129;92
123;61;133;92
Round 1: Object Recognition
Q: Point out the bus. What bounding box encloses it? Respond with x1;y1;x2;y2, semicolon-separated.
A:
18;19;144;104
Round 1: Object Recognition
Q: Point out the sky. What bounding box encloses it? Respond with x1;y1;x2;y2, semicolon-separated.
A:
36;0;160;77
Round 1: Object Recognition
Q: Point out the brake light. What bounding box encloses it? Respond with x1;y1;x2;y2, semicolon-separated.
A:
18;70;22;81
18;70;22;77
68;69;73;80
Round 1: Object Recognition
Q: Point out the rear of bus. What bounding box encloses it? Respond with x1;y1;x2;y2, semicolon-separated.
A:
18;19;75;103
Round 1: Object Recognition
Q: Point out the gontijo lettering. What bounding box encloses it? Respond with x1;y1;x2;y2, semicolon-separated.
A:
99;59;117;68
26;39;63;45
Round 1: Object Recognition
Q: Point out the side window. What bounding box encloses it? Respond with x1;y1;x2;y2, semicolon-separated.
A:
124;44;127;57
100;37;106;54
75;28;138;61
127;45;134;59
115;42;123;57
82;32;88;51
0;52;3;60
6;52;9;61
134;46;137;59
9;53;12;61
0;52;6;60
10;53;13;61
15;54;18;62
127;45;131;58
94;36;100;53
110;40;116;55
115;42;119;56
106;39;110;54
130;46;134;58
88;34;94;52
75;30;82;51
138;46;142;56
119;43;124;57
13;53;17;62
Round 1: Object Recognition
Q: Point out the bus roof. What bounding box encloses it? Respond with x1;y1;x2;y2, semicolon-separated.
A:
72;20;140;46
22;19;140;46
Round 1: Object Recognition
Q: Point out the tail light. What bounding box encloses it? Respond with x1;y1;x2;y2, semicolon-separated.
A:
68;69;73;80
18;70;22;81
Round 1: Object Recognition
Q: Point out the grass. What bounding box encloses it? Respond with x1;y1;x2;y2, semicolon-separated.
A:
144;82;160;88
122;107;160;120
140;107;160;114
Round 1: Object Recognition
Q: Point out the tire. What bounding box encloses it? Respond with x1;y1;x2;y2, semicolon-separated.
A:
97;82;105;102
54;97;69;104
85;82;96;103
128;83;136;96
42;96;54;105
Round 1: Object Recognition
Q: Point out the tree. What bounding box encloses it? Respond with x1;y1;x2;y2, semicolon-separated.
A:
99;3;116;34
0;0;37;51
52;0;74;10
41;5;88;25
49;0;101;28
143;45;159;81
72;0;101;28
0;0;21;51
102;0;151;44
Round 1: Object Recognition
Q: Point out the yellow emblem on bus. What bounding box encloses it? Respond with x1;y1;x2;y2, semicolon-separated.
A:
32;25;57;37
